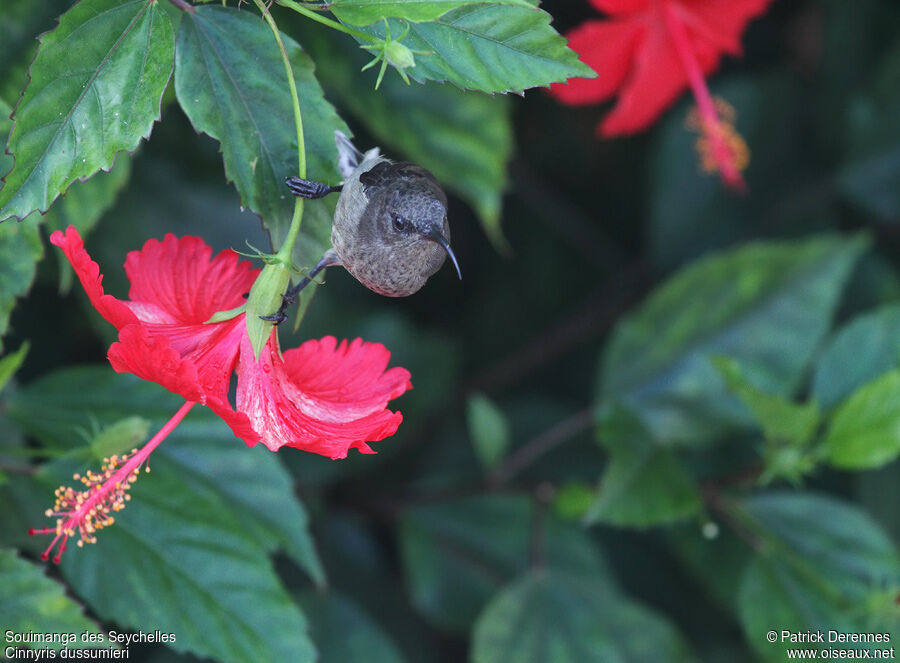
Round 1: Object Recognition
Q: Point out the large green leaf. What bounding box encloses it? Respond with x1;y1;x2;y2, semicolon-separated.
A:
813;304;900;409
11;373;320;662
0;0;174;222
0;548;104;650
357;6;593;94
327;0;533;25
823;370;900;469
587;407;701;527
472;571;692;663
298;591;407;663
297;24;512;242
174;4;346;264
398;494;612;632
599;235;868;446
738;492;900;661
9;366;324;584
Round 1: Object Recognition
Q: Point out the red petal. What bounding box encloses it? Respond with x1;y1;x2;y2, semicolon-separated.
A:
236;335;412;458
124;234;258;325
108;325;207;403
599;15;688;135
680;0;775;54
549;20;643;106
590;0;651;14
50;227;138;329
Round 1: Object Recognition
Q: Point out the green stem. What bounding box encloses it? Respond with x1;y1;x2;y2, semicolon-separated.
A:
252;0;306;262
276;0;378;43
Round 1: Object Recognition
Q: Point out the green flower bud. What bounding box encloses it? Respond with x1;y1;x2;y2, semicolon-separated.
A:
244;262;292;360
384;40;416;70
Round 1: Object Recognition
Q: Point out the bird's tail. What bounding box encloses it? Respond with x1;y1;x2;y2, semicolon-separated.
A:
335;130;380;179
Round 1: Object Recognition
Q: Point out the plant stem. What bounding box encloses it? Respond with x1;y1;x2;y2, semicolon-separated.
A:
276;0;378;43
252;0;307;262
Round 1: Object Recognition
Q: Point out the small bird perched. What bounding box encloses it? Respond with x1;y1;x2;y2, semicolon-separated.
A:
265;132;461;323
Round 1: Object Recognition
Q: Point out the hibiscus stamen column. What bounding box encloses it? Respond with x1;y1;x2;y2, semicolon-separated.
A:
661;0;749;191
29;401;195;563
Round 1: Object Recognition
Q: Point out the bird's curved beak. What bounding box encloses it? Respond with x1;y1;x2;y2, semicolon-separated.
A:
421;227;462;280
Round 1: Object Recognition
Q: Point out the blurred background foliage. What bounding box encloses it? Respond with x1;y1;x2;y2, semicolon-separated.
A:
2;0;900;661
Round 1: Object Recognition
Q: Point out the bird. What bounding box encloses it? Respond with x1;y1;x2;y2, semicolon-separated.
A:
265;132;460;323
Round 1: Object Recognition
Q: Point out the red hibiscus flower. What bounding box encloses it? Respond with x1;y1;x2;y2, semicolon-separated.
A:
49;226;411;458
34;227;411;562
551;0;774;189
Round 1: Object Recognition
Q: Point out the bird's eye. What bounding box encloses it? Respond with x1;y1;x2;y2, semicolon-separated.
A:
391;213;407;231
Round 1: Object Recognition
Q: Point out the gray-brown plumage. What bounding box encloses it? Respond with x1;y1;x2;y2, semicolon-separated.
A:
282;132;460;302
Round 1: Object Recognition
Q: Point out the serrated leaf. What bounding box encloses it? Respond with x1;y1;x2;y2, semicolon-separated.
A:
466;392;510;469
0;341;28;392
823;370;900;469
297;25;511;242
297;591;407;663
9;366;325;587
0;219;42;348
53;456;316;663
328;0;533;26
398;495;613;632
738;492;900;661
0;0;174;221
358;6;593;94
813;303;900;409
472;571;692;663
600;235;868;446
0;548;104;649
587;407;701;527
714;356;820;446
174;4;347;264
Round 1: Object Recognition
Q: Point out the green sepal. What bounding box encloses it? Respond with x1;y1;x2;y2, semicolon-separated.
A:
205;304;247;324
244;262;292;360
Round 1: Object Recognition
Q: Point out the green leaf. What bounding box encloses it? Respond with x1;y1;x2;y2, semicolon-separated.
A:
600;235;868;446
398;495;612;632
0;220;42;348
0;548;104;650
9;366;325;585
0;341;29;392
43;156;132;293
297;591;407;663
738;492;900;661
466;392;510;470
714;356;820;446
587;407;701;527
813;303;900;409
328;0;533;26
0;0;174;221
90;416;151;461
472;571;692;663
823;370;900;469
174;4;347;264
358;7;593;94
297;25;512;242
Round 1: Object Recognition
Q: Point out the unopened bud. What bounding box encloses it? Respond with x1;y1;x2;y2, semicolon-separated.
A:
244;262;292;360
384;40;416;70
